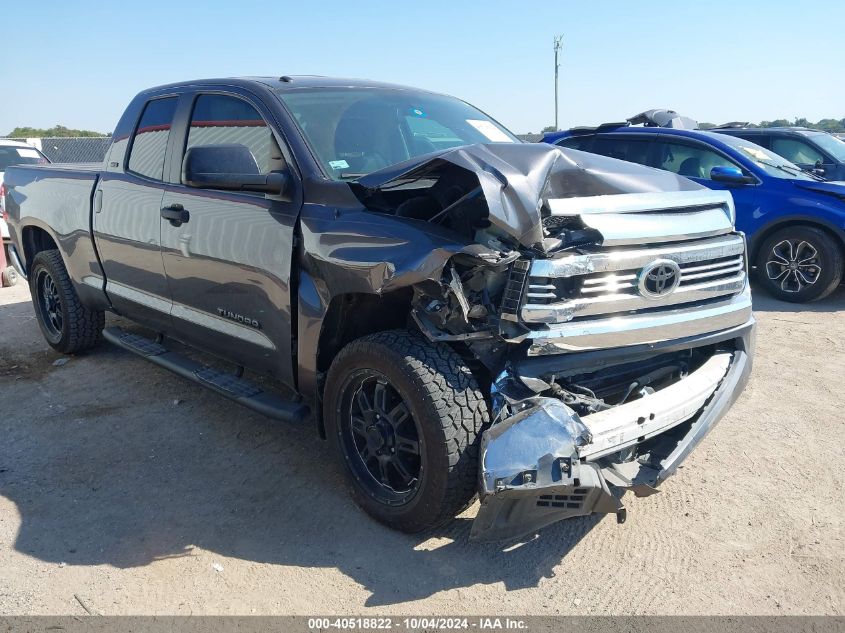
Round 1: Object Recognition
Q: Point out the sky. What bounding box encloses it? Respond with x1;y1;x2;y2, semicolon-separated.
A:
1;0;842;135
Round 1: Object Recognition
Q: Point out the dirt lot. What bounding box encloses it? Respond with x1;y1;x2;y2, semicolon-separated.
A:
0;280;842;616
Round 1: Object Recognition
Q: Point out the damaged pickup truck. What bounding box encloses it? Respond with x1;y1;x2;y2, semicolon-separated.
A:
3;77;754;540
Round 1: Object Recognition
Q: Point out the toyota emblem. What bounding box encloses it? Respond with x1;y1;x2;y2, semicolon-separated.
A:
638;259;681;299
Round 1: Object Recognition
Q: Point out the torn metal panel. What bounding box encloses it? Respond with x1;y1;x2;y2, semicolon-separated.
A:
354;143;704;253
479;397;592;495
577;352;732;459
470;328;754;542
298;207;506;297
471;396;613;541
546;190;735;246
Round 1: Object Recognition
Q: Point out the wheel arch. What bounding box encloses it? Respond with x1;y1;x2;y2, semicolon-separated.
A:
748;215;845;265
298;276;415;438
20;223;60;275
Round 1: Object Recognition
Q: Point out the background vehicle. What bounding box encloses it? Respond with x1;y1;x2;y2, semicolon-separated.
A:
710;124;845;181
545;114;845;302
0;139;50;286
4;79;754;540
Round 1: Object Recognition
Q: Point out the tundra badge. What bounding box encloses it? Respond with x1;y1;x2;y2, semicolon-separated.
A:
217;308;261;329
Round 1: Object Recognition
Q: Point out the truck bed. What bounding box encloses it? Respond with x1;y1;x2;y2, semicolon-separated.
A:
4;162;102;301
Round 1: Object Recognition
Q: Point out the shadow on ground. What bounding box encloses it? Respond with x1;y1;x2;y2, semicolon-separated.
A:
0;300;601;607
750;282;845;313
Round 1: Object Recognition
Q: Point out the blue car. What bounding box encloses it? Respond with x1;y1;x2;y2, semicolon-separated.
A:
544;111;845;302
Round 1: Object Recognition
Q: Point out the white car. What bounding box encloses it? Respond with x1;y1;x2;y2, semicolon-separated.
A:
1;139;50;240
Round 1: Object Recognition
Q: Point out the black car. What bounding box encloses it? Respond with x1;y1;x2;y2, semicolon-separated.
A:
711;125;845;181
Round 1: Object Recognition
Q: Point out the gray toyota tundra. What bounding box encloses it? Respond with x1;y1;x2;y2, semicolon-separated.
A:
3;76;755;540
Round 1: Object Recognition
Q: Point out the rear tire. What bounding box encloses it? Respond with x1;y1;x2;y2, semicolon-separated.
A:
324;330;489;533
1;266;17;287
29;249;104;353
755;226;843;302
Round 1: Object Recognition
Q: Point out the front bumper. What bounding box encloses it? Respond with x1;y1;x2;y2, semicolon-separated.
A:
470;317;755;541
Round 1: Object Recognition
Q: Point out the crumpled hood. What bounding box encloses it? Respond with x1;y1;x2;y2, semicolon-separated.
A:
355;143;704;252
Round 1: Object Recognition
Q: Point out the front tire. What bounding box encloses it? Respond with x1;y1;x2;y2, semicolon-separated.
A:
324;330;489;533
755;226;843;302
29;249;105;353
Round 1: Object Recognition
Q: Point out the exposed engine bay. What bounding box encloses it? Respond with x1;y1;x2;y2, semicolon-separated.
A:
349;143;755;541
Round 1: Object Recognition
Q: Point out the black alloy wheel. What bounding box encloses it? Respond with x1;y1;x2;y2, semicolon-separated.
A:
339;370;423;505
323;330;488;533
35;268;64;339
28;249;105;353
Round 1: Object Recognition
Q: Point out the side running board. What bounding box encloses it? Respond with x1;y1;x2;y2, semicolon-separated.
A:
102;326;309;422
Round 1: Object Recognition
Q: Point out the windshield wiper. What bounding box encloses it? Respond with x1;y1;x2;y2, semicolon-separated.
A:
758;160;823;181
339;172;367;181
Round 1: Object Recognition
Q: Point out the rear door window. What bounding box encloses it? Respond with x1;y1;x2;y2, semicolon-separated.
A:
652;140;739;180
590;136;653;166
127;97;178;181
725;132;769;149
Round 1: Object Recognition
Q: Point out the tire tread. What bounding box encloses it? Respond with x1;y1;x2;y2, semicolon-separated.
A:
327;329;489;532
31;249;104;353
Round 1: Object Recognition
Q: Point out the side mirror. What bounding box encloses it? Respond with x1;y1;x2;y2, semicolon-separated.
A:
710;166;755;184
183;144;289;195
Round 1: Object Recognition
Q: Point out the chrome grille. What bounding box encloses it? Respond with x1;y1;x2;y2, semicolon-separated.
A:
521;234;747;324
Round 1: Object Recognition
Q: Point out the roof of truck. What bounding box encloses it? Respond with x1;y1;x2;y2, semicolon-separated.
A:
140;76;440;95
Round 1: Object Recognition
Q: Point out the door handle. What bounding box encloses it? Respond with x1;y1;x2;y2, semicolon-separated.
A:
161;203;190;227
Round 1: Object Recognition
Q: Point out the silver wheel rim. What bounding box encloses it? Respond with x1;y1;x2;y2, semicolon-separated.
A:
765;239;821;293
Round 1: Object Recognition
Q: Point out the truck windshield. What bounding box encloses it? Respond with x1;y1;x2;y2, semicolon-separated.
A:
806;132;845;162
275;87;518;179
0;145;49;171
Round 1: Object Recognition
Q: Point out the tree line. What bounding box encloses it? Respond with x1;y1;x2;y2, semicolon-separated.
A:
4;125;108;138
698;118;845;132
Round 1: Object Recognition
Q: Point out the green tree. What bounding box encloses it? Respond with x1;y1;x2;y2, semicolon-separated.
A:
5;125;108;138
541;125;557;133
817;119;844;133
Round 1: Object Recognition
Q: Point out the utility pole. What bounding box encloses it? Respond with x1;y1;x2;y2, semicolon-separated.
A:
553;35;563;131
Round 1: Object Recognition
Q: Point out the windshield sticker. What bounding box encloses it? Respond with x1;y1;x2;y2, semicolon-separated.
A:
16;148;41;158
466;119;512;143
408;107;426;117
329;159;350;170
741;146;771;162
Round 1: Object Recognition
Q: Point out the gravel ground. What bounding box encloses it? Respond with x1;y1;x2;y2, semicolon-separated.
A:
0;281;842;615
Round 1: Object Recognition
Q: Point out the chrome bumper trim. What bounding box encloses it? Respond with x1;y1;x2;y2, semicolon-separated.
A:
529;233;745;279
526;286;753;355
522;272;746;323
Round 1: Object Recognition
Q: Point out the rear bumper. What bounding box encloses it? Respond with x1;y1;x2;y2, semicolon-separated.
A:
470;317;755;541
